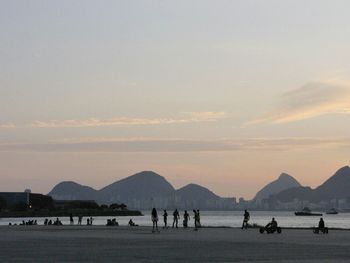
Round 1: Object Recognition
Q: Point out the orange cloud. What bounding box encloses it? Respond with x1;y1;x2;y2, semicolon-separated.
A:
247;82;350;125
1;137;349;153
0;123;16;129
30;112;228;128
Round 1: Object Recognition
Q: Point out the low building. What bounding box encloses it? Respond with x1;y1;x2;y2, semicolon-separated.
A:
0;191;54;209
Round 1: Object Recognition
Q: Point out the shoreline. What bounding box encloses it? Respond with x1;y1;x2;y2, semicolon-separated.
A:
2;225;350;231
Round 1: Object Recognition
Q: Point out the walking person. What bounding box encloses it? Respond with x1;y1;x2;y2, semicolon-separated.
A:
163;210;168;228
172;209;180;228
241;209;250;229
151;208;159;233
78;215;83;225
69;213;74;225
196;210;201;228
183;210;190;228
193;210;199;230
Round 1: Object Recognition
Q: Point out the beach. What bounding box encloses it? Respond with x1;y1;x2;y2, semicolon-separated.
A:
1;226;350;262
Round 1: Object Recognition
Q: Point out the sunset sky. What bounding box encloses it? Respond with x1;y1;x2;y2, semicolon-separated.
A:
1;0;350;199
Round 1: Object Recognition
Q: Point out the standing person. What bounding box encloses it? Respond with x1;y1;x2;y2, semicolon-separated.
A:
78;215;83;225
193;210;199;230
196;210;201;228
70;213;74;225
163;210;168;228
183;210;190;228
172;209;180;228
241;209;250;229
151;208;159;233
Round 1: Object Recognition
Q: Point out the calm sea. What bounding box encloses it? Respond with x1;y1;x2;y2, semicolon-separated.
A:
1;211;349;228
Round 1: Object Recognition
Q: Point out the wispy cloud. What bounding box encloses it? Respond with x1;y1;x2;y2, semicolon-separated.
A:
1;137;349;153
248;82;350;124
30;111;228;128
0;123;16;129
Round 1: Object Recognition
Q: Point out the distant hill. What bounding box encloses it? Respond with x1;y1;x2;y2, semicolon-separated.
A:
48;171;235;210
98;171;175;204
271;166;350;203
48;181;98;201
254;173;301;201
174;183;220;210
270;186;314;203
314;166;350;201
176;184;220;201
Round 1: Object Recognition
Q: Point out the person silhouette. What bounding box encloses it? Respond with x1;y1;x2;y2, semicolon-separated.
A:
193;210;198;230
151;208;159;233
196;210;201;228
318;218;325;229
183;210;190;228
241;209;250;229
70;213;74;225
265;217;278;232
163;210;168;228
172;209;180;228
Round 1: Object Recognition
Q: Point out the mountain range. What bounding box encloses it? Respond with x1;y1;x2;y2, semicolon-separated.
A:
254;173;301;201
270;166;350;203
49;171;222;210
48;166;350;210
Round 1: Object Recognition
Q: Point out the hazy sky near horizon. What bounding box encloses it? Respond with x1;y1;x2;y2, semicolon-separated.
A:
1;0;350;199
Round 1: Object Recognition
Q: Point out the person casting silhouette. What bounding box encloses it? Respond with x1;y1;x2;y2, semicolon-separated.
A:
318;217;325;230
241;209;250;229
172;209;180;228
163;210;168;228
183;210;190;228
151;208;159;233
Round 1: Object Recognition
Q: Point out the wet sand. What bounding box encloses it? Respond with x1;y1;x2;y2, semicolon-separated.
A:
1;226;350;262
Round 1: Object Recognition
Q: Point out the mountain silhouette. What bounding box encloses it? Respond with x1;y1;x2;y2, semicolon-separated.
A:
314;166;350;201
254;173;301;201
271;166;350;203
48;171;227;209
176;183;220;201
48;181;98;201
173;183;220;209
98;171;175;204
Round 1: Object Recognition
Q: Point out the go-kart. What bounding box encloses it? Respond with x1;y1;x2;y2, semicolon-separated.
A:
259;226;282;234
313;227;328;234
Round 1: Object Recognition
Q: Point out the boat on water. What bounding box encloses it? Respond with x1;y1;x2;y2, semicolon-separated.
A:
326;208;338;215
295;207;323;216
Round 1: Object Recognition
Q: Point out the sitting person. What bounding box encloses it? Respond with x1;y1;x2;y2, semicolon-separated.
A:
128;219;138;226
265;217;278;231
318;218;325;230
106;218;119;226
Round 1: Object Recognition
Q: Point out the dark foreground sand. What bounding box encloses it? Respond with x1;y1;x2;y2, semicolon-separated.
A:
1;226;350;262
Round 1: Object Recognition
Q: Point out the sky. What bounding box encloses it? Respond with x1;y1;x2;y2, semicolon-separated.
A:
1;0;350;199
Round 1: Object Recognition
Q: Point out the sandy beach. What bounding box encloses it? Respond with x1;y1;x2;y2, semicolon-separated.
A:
1;226;350;262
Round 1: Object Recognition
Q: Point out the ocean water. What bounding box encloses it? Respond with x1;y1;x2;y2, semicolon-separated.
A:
1;211;350;228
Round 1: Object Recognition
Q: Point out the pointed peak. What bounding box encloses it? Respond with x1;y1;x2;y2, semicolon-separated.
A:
278;173;292;180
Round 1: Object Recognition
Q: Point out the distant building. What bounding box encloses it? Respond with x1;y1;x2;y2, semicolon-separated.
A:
0;191;53;209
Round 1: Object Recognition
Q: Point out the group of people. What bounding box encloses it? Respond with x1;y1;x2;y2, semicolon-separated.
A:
241;209;328;233
43;218;62;226
6;209;329;233
151;208;201;232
